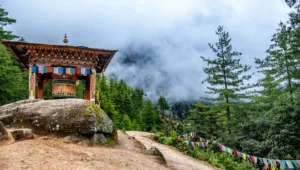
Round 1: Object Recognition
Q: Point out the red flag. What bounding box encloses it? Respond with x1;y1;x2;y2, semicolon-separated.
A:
233;150;237;157
48;66;53;73
76;68;81;74
250;155;255;163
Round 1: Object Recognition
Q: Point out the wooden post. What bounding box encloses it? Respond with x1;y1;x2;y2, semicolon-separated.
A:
37;76;44;99
85;76;90;100
90;69;96;102
29;66;36;99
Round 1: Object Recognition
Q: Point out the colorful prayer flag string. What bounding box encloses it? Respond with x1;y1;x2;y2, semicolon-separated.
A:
180;132;300;169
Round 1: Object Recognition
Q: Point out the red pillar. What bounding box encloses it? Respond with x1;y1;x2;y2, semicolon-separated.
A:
85;77;90;100
38;77;44;99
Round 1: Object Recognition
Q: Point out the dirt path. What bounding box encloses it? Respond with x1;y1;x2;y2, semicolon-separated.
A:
0;131;216;170
0;131;168;170
126;131;216;170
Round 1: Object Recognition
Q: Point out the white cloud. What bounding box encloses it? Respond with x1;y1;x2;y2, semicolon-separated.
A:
2;0;291;101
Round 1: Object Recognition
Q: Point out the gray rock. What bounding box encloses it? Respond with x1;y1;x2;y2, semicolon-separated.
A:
7;128;34;140
0;99;114;135
150;146;167;165
0;121;8;142
92;133;107;144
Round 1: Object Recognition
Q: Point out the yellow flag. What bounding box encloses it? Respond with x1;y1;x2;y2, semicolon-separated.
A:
228;148;232;154
242;153;246;160
280;165;285;170
271;165;276;170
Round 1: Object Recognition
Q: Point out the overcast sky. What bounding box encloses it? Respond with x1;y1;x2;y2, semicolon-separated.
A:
1;0;291;102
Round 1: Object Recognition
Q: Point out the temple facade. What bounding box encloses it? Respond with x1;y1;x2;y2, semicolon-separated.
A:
2;36;117;102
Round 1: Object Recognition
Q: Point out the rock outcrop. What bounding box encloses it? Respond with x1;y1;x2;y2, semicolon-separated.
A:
7;128;34;140
0;121;8;142
92;133;107;144
0;99;115;143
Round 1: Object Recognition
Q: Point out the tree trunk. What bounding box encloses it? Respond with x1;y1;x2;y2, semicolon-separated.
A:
285;55;293;103
221;47;231;134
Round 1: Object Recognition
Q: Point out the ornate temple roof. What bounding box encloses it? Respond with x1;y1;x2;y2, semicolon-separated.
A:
2;40;117;73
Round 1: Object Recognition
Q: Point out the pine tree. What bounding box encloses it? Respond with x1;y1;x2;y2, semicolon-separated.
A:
0;6;19;40
157;96;169;114
285;0;298;8
256;22;300;103
141;100;157;131
0;6;27;105
201;26;252;131
132;88;144;110
120;114;133;131
252;72;281;110
185;102;220;138
132;119;141;131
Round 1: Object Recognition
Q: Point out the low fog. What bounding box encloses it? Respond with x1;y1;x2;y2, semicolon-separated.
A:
2;0;291;102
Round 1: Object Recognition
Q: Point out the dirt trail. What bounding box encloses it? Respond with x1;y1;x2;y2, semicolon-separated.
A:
0;131;215;170
0;131;168;170
127;131;215;170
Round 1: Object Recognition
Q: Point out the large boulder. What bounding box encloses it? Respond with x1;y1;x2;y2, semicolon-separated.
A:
0;99;114;135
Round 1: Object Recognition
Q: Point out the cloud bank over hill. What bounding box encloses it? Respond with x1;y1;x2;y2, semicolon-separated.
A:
2;0;290;101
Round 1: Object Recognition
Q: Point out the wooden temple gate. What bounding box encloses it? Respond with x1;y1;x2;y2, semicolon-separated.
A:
2;36;117;102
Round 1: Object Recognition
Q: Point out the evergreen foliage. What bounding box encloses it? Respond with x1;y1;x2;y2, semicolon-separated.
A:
120;114;133;131
0;7;27;105
96;75;160;131
256;22;300;103
0;6;19;40
0;44;28;105
183;21;300;161
1;4;300;168
201;26;252;132
141;100;158;131
157;96;169;114
285;0;298;8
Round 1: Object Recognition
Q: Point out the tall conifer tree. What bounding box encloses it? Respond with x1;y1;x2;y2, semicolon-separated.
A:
256;22;300;103
0;6;19;40
201;26;252;132
157;96;169;114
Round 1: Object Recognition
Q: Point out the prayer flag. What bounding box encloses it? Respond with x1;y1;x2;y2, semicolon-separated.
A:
258;157;263;164
38;67;44;74
81;67;86;74
32;65;37;73
272;159;276;167
286;160;294;169
247;155;251;161
291;160;299;168
280;160;287;169
222;146;227;152
254;156;257;164
233;150;237;157
227;148;232;154
53;67;59;74
44;67;48;73
250;155;255;163
48;66;53;73
242;154;246;161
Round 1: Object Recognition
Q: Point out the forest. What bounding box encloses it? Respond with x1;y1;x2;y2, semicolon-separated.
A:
0;1;299;170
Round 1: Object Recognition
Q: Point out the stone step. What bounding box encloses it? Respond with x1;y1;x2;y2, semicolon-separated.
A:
7;128;34;140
